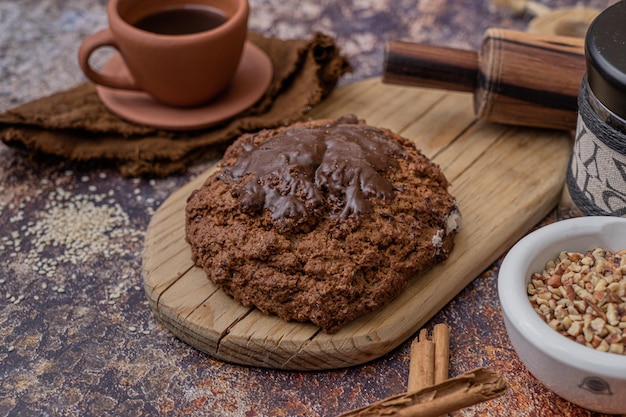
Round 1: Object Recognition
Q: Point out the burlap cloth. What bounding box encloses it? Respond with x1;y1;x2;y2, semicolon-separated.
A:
0;32;351;177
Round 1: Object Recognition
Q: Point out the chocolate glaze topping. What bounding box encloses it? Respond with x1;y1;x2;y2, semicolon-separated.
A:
220;115;406;222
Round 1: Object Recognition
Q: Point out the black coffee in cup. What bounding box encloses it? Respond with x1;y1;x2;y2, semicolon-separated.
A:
133;5;228;35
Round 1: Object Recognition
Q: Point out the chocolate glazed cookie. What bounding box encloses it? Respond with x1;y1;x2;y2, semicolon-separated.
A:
185;115;461;333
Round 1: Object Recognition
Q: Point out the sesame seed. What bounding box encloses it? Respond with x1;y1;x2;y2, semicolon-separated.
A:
1;182;145;311
4;188;145;278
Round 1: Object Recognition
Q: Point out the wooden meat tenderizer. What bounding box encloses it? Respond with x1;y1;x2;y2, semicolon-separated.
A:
383;28;585;130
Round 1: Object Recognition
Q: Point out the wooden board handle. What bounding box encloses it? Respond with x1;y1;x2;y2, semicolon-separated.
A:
383;29;585;130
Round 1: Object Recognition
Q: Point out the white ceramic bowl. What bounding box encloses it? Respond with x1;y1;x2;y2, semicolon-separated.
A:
498;216;626;414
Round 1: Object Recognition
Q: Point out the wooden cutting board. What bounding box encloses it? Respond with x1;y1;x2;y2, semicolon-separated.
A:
142;78;572;370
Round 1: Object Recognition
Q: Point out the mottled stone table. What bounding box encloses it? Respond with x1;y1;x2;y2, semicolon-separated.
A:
0;0;618;416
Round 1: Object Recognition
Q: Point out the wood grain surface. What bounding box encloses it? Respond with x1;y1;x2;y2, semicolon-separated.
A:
142;78;572;370
383;29;585;131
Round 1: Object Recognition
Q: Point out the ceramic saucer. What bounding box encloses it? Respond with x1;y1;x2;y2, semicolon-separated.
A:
96;42;273;131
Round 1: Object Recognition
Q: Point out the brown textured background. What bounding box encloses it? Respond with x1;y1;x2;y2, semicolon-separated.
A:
0;0;619;416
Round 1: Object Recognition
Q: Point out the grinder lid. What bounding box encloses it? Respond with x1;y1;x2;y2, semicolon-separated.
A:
585;0;626;120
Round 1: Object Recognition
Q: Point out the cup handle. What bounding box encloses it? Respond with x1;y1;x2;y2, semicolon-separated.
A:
78;29;140;90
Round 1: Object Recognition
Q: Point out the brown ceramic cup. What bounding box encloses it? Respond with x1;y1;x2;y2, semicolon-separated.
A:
78;0;249;107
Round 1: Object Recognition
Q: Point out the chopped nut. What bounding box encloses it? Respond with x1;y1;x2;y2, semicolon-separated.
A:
554;305;567;320
567;321;583;337
607;303;619;326
547;274;561;287
573;300;586;313
548;319;562;331
606;332;621;344
583;326;594;343
568;314;583;322
527;248;626;355
591;335;603;348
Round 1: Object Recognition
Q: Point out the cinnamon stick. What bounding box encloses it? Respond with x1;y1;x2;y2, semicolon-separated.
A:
432;324;450;384
337;367;508;417
408;324;450;391
408;329;435;391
